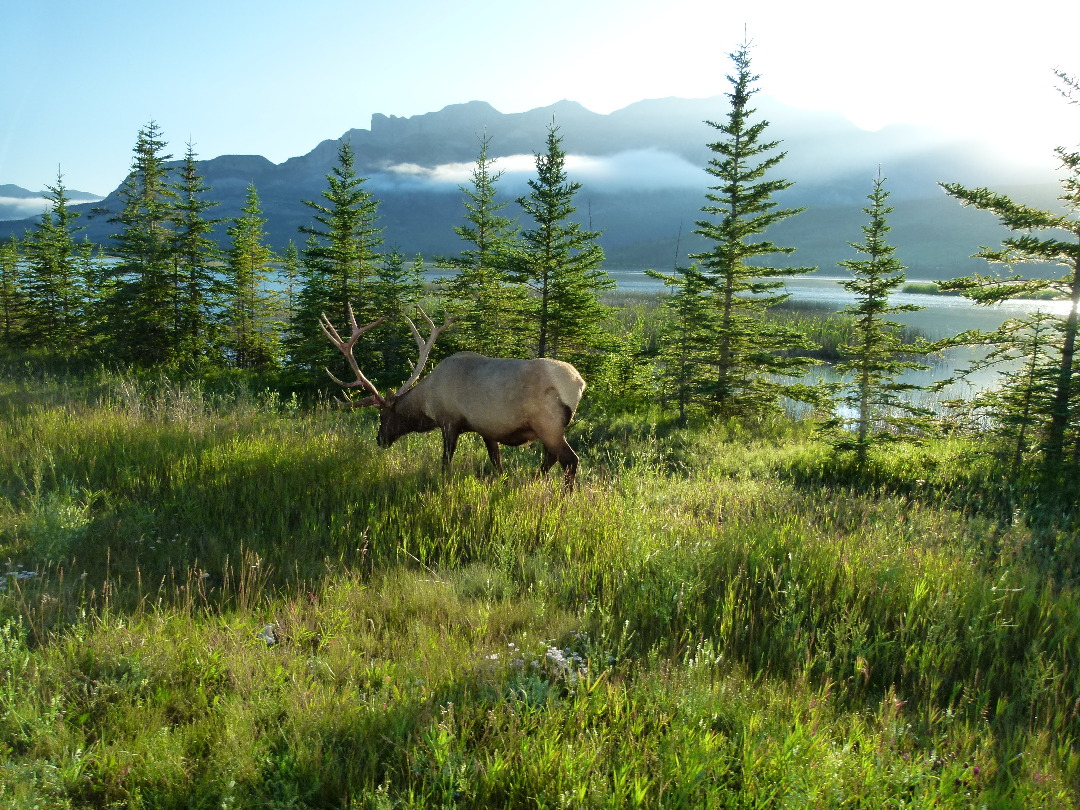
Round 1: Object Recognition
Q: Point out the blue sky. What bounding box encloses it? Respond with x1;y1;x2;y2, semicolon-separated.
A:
1;0;1077;195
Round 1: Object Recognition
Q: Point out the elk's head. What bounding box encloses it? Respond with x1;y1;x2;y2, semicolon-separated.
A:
318;304;452;445
371;389;439;448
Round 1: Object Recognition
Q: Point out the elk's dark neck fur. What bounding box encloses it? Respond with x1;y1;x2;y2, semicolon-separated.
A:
392;386;438;433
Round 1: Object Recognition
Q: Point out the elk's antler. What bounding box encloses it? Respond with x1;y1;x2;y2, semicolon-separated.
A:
318;304;387;407
396;307;456;395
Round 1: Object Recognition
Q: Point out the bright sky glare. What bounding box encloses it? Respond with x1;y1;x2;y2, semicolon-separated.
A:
1;0;1077;195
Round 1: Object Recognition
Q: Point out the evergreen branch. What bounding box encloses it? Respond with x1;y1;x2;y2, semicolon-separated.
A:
940;182;1070;230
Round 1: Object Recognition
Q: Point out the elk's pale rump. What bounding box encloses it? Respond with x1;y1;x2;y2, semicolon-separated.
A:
319;305;585;487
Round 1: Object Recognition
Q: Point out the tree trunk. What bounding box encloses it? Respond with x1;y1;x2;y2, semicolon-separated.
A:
1045;255;1080;469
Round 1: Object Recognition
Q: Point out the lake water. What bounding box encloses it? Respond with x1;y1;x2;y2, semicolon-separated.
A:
605;270;1075;400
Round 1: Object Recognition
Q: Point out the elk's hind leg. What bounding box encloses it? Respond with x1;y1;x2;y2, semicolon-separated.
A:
540;437;579;490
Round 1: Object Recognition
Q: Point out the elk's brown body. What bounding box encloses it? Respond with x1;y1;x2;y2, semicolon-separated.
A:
380;352;585;482
319;306;586;487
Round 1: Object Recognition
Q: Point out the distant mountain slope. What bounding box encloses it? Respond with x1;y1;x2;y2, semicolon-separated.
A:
0;97;1061;274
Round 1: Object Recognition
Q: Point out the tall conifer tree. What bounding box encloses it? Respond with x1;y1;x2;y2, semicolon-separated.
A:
169;143;222;366
940;132;1080;475
690;42;816;416
21;173;89;353
102;121;178;365
0;235;24;348
516;122;612;364
223;185;282;369
287;141;383;386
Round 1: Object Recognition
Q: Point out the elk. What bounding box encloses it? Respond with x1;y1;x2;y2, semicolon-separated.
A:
319;304;586;487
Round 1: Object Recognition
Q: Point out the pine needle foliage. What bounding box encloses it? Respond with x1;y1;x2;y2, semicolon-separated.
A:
20;173;89;353
828;173;934;463
286;141;384;389
441;134;530;358
101;121;179;366
370;249;426;383
939;114;1080;476
515;122;613;365
0;235;22;346
223;185;282;370
168;143;223;367
645;264;718;426
279;240;302;317
689;41;817;417
940;313;1063;472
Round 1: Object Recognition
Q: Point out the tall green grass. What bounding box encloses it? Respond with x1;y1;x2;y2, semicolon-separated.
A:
1;368;1078;807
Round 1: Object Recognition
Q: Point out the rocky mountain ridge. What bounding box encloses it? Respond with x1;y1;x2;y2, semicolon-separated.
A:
0;97;1060;273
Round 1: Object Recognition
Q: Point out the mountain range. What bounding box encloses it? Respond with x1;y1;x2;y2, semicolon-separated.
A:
0;97;1063;275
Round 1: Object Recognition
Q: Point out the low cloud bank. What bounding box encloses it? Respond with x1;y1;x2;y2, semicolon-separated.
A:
380;149;704;193
0;197;49;221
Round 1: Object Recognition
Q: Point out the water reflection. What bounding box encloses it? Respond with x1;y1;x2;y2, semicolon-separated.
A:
605;270;1075;398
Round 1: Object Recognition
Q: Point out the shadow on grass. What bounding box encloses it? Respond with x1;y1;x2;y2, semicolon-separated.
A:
2;415;582;641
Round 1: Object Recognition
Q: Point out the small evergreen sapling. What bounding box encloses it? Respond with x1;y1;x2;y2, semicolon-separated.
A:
829;173;933;463
440;133;529;358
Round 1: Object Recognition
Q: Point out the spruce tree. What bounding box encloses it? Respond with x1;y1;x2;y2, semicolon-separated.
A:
21;173;89;353
286;141;383;386
169;143;222;367
0;235;24;348
941;313;1061;471
940;132;1080;474
830;173;932;464
102;121;178;365
75;237;109;356
646;264;718;425
280;240;301;317
223;185;282;369
371;249;426;382
516;121;612;365
441;133;528;357
690;41;816;417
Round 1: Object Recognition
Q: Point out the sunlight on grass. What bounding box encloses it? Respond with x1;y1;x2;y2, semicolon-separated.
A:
1;370;1079;806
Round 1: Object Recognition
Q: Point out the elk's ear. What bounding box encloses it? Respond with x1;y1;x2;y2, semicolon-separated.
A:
382;391;398;408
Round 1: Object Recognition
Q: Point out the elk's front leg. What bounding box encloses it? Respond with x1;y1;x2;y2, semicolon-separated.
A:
482;437;503;473
441;425;461;471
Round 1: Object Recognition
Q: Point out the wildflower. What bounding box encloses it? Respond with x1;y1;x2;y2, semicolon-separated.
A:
545;646;568;670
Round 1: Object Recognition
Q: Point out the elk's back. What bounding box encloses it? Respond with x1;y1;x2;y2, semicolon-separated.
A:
418;352;584;435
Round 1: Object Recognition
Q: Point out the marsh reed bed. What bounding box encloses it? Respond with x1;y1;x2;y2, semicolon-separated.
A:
1;367;1078;807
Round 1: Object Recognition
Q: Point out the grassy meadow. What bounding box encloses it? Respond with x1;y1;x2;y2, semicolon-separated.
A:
1;361;1080;808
